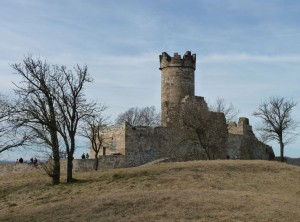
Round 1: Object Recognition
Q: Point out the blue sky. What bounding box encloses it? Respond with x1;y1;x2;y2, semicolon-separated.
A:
0;0;299;160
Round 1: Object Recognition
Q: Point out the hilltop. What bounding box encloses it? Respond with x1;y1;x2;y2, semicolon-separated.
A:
1;160;300;221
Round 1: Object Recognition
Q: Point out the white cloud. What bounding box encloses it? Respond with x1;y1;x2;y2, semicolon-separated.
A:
201;54;300;63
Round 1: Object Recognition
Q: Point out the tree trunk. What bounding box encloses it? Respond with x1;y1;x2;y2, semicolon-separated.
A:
280;141;285;162
52;158;60;185
51;133;60;185
94;153;99;171
67;156;73;183
67;137;76;183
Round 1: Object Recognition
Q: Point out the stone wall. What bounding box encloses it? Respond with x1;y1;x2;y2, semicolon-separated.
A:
90;122;168;167
178;95;228;160
228;117;274;160
286;157;300;167
61;155;127;172
90;124;126;158
124;125;165;166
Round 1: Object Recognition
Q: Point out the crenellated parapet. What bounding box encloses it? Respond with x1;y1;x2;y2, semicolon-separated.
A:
159;51;196;70
228;117;253;135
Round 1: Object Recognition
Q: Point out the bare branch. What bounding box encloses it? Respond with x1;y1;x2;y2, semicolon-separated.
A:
115;106;161;127
253;97;299;162
209;97;240;123
80;105;109;170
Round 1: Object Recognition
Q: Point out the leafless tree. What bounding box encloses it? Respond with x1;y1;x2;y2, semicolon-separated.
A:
50;64;97;183
253;97;298;162
11;57;61;185
209;97;239;123
80;105;108;171
0;93;29;154
115;106;160;126
11;56;97;184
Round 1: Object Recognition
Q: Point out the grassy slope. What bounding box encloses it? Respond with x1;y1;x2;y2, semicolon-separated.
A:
1;160;300;222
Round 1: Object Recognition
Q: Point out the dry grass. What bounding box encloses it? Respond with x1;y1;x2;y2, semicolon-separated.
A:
1;160;300;221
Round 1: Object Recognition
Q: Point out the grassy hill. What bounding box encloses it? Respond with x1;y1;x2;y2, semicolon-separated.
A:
1;160;300;221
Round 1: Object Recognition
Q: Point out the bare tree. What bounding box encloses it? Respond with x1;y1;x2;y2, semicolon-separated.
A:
115;107;141;125
209;97;239;123
12;56;96;184
80;105;108;171
115;106;160;126
50;64;97;183
0;93;29;154
12;57;61;185
253;97;298;162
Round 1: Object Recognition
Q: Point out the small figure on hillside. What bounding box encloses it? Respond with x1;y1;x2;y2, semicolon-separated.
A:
29;157;34;165
15;159;19;164
19;157;23;163
33;157;38;166
81;153;85;159
85;153;89;159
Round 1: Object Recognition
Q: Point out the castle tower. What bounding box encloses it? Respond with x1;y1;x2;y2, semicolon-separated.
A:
159;51;196;127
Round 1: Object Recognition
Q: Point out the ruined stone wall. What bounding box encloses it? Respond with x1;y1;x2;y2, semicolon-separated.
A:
228;117;274;160
124;124;167;166
195;96;208;108
177;95;228;160
61;156;127;172
90;124;126;159
89;122;169;167
209;111;229;159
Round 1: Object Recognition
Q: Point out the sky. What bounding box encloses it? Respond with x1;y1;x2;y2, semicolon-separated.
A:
0;0;299;160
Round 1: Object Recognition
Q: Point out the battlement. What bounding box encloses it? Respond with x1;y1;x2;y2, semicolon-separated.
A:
159;51;196;70
228;117;252;135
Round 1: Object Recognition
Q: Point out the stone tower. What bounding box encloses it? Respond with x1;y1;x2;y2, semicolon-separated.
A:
159;51;196;127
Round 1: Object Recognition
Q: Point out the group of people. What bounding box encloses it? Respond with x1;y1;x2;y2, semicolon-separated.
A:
29;157;38;166
15;157;24;164
15;157;38;166
81;153;89;159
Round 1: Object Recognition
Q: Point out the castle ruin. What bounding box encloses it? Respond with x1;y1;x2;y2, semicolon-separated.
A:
90;51;274;167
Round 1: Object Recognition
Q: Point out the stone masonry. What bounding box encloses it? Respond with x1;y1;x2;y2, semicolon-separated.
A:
228;117;274;160
160;51;196;127
90;51;275;167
